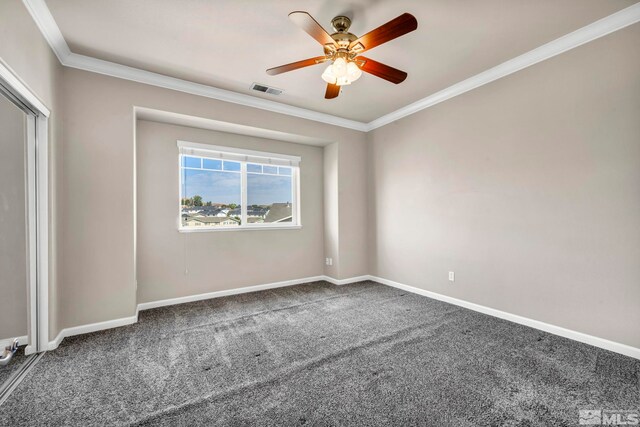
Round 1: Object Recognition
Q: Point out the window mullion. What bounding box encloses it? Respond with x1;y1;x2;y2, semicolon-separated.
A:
241;162;247;227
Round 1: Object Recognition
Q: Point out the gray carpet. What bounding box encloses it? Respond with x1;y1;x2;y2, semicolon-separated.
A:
0;281;637;426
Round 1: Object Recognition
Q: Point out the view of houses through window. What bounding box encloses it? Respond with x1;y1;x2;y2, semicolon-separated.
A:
180;153;296;229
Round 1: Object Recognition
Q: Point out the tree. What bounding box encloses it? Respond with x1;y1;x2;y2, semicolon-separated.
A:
228;203;238;210
192;195;203;206
206;201;212;206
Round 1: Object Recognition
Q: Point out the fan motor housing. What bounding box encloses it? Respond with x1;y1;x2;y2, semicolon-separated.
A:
331;31;357;48
330;16;357;49
331;16;351;32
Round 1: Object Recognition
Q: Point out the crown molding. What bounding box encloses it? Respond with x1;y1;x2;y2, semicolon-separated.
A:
21;0;369;132
63;52;369;131
23;0;640;133
367;3;640;130
21;0;70;63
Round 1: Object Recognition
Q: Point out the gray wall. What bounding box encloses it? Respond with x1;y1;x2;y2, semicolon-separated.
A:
60;67;367;329
337;139;368;279
0;0;64;340
322;139;369;280
0;94;27;341
136;120;324;303
323;143;340;277
367;24;640;348
2;0;637;352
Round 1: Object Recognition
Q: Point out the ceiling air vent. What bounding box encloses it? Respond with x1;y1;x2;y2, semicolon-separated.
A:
250;83;284;96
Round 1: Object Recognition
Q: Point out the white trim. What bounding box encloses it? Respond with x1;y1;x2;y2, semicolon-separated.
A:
0;60;50;354
20;0;70;63
177;140;301;165
178;141;301;231
23;0;640;132
35;115;49;353
137;276;326;311
367;3;640;130
26;115;38;352
0;59;50;117
47;313;139;351
0;336;28;350
369;275;640;360
178;224;302;233
45;275;358;350
323;275;371;286
65;53;370;132
20;0;367;131
137;275;369;309
44;274;640;360
46;330;64;351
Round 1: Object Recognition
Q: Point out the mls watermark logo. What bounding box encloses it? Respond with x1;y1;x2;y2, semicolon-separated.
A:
579;409;639;425
581;410;603;425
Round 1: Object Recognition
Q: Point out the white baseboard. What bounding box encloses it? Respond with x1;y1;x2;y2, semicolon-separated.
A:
0;335;28;350
47;275;331;350
322;275;371;286
44;273;637;360
370;275;640;360
137;275;327;311
47;313;138;351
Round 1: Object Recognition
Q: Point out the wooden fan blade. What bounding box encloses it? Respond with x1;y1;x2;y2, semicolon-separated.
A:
267;56;327;75
349;13;417;53
325;83;340;99
358;57;407;84
289;11;337;47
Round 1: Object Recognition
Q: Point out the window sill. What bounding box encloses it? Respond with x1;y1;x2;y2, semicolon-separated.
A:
178;225;302;233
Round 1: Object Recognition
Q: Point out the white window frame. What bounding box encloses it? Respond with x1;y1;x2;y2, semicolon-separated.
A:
177;140;301;232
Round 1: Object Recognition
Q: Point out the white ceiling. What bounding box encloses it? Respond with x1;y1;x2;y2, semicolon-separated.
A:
45;0;636;122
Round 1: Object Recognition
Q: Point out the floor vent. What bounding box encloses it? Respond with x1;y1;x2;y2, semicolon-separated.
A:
250;83;284;96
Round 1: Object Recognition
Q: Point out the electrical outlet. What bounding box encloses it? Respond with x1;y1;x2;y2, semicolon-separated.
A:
448;271;455;282
325;257;333;266
329;258;333;266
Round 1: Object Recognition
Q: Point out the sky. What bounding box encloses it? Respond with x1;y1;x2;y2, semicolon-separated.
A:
182;169;291;205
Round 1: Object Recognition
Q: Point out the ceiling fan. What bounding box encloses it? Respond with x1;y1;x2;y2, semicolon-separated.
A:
266;11;418;99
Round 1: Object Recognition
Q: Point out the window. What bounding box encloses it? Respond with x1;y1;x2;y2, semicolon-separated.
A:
178;141;300;231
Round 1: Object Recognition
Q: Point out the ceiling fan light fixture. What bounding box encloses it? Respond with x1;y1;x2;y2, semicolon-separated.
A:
321;65;337;84
332;57;348;77
346;61;363;82
268;12;417;99
322;58;362;86
335;76;351;86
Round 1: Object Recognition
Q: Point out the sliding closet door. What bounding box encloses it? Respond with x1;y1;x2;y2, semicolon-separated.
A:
0;90;29;377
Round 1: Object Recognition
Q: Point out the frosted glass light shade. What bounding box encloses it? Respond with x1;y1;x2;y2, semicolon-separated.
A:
321;58;362;86
333;57;347;77
321;65;337;84
336;76;351;86
346;61;362;82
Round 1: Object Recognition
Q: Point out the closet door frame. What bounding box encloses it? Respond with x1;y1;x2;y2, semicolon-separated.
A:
0;59;50;354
